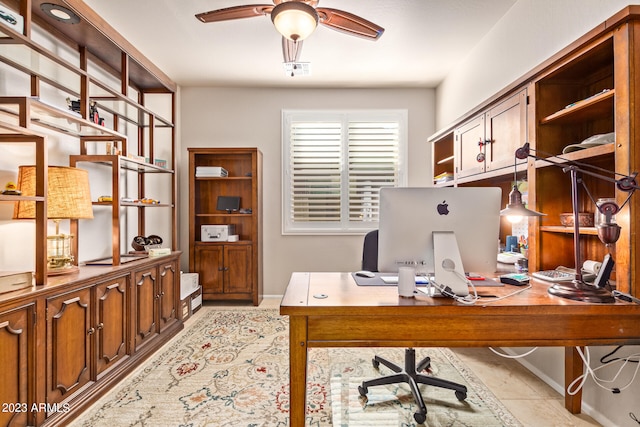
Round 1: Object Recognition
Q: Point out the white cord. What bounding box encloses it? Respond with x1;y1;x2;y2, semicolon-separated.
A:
567;346;640;395
489;346;539;358
479;284;533;305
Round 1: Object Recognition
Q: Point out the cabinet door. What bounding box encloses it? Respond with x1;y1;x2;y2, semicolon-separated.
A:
195;246;224;296
158;261;177;333
0;305;34;427
454;114;486;178
224;244;253;294
95;276;128;377
134;267;158;350
486;89;527;172
46;288;92;406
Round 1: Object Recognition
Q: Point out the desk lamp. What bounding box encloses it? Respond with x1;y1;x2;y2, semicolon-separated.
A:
502;143;639;303
14;165;93;275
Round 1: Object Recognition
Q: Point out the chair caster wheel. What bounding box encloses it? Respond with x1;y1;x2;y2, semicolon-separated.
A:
455;390;467;401
414;411;426;424
358;385;368;397
372;358;380;369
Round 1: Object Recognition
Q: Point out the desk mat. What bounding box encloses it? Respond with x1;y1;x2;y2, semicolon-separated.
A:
351;272;504;287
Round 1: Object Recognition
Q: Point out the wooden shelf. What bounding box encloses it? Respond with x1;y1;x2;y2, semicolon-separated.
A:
540;226;599;235
540;89;614;125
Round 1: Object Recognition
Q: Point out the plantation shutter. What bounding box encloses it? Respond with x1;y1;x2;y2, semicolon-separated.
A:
348;121;400;222
289;121;342;223
283;110;407;234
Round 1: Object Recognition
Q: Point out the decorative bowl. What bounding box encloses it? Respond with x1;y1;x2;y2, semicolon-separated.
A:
559;212;594;227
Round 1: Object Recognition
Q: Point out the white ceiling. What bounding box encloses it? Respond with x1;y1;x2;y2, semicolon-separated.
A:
82;0;517;88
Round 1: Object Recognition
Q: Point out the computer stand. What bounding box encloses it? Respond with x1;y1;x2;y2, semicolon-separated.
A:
358;348;467;424
432;231;469;297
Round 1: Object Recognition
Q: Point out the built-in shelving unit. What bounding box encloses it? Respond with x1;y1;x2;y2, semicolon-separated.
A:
0;1;182;426
428;7;640;297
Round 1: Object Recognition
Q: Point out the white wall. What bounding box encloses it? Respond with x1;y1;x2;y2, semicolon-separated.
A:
436;1;640;425
178;87;435;295
437;0;634;128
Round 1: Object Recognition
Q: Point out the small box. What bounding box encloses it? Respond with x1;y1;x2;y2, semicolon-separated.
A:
180;272;199;300
201;224;236;242
0;271;33;295
0;4;24;34
181;287;202;321
191;288;202;313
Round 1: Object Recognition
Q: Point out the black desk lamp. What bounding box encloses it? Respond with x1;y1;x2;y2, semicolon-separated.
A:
501;143;639;303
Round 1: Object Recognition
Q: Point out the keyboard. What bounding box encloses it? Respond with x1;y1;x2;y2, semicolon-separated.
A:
531;270;575;282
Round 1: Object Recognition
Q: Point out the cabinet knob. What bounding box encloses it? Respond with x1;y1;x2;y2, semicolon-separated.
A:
87;327;95;335
97;323;104;330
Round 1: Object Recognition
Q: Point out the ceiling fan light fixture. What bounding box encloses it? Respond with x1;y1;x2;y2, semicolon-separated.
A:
271;2;318;41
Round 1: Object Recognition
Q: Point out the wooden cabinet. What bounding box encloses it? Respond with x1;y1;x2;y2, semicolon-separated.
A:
195;243;253;297
95;276;129;378
454;89;527;180
188;148;263;305
429;7;640;297
45;275;130;408
134;259;178;350
46;288;93;407
0;303;35;427
0;252;181;427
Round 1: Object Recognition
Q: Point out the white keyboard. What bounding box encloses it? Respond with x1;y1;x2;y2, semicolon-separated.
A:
531;270;575;282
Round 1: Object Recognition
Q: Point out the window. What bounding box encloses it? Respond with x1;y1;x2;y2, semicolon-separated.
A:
282;110;407;234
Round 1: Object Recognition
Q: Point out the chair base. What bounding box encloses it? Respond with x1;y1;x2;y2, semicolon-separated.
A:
358;348;467;424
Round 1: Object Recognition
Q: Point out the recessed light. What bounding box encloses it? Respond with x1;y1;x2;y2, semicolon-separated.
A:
41;3;80;24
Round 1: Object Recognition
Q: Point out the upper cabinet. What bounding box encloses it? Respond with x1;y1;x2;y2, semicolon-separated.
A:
0;0;177;281
428;6;640;297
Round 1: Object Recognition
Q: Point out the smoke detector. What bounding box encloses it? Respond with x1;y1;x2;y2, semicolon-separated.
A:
283;62;311;77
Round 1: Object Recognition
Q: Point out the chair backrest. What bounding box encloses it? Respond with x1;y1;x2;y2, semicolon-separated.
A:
362;230;379;272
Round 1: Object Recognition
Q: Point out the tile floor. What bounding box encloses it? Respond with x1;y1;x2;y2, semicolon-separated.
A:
253;297;601;426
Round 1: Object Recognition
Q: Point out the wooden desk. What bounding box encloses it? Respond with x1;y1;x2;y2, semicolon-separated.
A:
280;272;640;426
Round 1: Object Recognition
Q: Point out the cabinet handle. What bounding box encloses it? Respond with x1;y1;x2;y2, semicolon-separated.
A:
97;323;104;330
87;327;95;335
484;139;493;144
218;267;224;271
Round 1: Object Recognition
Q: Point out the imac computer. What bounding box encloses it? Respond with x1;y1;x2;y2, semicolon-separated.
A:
378;187;502;295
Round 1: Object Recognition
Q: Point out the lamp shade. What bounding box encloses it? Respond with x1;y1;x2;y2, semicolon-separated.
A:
271;1;318;41
499;185;545;218
13;165;94;220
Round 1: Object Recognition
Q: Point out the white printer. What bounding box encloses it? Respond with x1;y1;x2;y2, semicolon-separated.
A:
201;224;236;242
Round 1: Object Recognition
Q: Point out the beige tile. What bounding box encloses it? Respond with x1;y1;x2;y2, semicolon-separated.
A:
452;348;600;426
502;398;601;427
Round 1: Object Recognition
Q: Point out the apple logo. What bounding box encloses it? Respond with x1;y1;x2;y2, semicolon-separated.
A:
437;200;449;215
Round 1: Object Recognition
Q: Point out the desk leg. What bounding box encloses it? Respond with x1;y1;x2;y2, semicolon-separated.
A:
564;346;583;414
289;315;308;426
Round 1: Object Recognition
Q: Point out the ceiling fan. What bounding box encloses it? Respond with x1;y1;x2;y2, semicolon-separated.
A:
196;0;384;63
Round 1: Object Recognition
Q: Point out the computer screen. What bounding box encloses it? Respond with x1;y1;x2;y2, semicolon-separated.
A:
377;187;502;275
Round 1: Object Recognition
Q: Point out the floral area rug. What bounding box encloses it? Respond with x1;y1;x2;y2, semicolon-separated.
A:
69;306;522;427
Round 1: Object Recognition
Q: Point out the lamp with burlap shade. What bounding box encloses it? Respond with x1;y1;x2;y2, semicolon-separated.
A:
13;166;93;274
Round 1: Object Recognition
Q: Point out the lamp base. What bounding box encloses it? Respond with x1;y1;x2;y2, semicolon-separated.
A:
47;265;79;276
547;281;615;303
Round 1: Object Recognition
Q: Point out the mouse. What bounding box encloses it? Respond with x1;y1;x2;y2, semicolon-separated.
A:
355;270;376;278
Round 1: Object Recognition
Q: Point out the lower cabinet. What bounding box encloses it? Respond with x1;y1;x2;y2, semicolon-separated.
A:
46;275;129;408
0;252;183;427
0;303;35;427
196;243;253;299
134;259;178;351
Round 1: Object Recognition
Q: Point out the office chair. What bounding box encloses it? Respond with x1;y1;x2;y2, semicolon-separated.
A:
357;229;467;424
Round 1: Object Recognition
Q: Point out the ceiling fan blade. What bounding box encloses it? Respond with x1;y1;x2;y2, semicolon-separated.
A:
282;37;303;63
196;5;273;23
317;8;384;40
